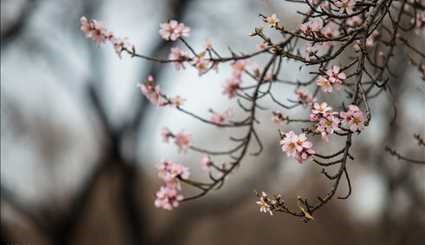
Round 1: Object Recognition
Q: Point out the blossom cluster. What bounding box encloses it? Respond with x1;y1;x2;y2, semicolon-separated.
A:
310;102;365;140
280;131;315;163
310;102;341;141
316;65;347;93
80;16;134;58
138;75;186;108
222;60;248;98
279;99;366;162
155;160;190;210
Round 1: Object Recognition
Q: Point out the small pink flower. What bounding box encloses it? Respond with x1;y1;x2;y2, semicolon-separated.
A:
310;102;333;121
159;20;190;41
299;19;323;36
154;186;184;210
169;47;188;70
222;77;241;99
161;127;172;143
316;114;340;141
317;65;346;93
265;14;280;28
335;0;356;14
80;16;91;34
280;131;315;163
346;16;363;27
158;160;190;183
295;89;315;106
326;65;346;85
280;131;301;157
294;146;315;164
174;131;192;152
321;22;340;39
303;44;319;61
138;75;167;106
200;155;212;170
111;37;134;58
193;54;210;75
80;16;108;45
340;105;365;132
210;109;232;125
232;60;248;78
316;76;334;93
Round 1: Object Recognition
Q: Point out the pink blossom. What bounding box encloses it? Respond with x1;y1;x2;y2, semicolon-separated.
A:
321;22;340;39
326;65;346;86
174;131;192;152
159;20;190;41
316;114;340;141
210;109;232;125
158;160;190;182
232;60;248;78
193;54;210;75
294;144;315;163
340;105;365;132
161;127;172;143
138;75;167;106
310;102;333;121
334;0;356;14
299;19;323;36
280;131;315;163
80;16;109;44
280;131;302;157
154;186;184;210
317;65;346;93
265;14;280;28
111;37;134;58
317;76;334;93
80;16;135;57
303;44;319;61
256;192;274;216
346;16;363;27
223;77;241;99
295;89;315;106
200;155;212;170
80;16;91;34
169;47;188;70
155;160;190;210
310;102;341;140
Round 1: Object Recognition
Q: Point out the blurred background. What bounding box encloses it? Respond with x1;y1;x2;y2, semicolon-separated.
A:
1;0;425;244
